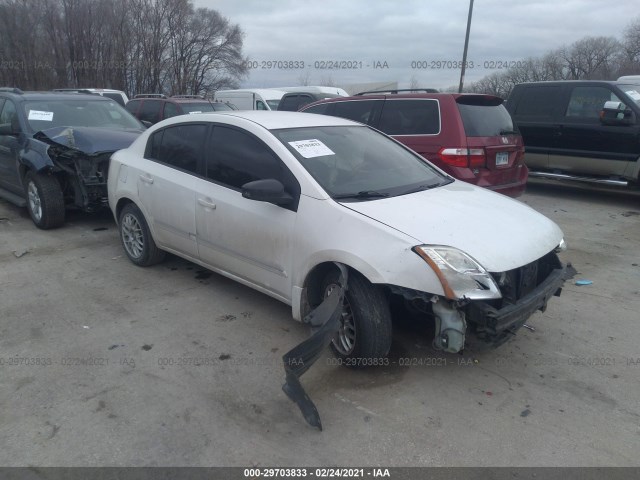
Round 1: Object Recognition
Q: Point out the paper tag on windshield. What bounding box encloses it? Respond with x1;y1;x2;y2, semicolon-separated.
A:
625;90;640;101
188;111;202;114
28;110;54;121
288;139;335;158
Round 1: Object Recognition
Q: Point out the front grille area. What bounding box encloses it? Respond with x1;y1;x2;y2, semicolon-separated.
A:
490;251;562;308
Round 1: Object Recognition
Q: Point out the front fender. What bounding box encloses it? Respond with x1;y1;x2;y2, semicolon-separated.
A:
21;138;54;175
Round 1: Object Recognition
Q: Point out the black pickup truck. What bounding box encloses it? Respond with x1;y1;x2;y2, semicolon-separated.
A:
0;88;144;228
506;80;640;188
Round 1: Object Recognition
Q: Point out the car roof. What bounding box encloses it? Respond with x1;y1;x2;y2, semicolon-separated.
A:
514;80;621;86
0;91;114;102
158;110;361;129
300;92;503;110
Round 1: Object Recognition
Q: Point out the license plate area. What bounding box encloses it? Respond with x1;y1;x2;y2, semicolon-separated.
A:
495;152;509;167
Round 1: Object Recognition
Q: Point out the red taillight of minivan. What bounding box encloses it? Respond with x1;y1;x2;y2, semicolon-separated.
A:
438;147;486;168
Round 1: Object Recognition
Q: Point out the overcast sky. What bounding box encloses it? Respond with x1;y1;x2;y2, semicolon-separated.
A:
195;0;639;91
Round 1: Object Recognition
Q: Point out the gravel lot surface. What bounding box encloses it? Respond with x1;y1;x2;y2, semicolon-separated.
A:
0;180;639;466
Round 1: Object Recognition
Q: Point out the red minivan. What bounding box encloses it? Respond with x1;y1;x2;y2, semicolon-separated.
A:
300;91;528;197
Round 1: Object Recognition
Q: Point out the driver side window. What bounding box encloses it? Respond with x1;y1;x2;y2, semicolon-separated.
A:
0;100;19;132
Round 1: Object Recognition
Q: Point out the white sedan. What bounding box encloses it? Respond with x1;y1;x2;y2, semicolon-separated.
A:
107;111;569;362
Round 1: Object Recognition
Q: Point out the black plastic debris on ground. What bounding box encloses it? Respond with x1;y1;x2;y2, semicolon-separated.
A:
282;264;347;431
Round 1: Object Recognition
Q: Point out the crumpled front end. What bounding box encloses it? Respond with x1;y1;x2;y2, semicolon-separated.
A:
465;251;575;347
391;250;574;353
34;126;139;211
44;142;111;211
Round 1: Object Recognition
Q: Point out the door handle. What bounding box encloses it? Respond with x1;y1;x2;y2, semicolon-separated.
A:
197;198;216;209
139;174;154;184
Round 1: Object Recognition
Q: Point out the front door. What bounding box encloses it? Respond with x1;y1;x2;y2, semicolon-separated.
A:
194;125;299;301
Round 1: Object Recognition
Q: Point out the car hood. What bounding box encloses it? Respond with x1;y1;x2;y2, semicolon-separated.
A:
340;181;564;272
34;126;143;155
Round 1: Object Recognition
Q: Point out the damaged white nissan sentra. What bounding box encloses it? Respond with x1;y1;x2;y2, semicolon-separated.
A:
108;111;570;362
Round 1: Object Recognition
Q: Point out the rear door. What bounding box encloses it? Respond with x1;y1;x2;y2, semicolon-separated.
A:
136;123;208;259
508;84;565;169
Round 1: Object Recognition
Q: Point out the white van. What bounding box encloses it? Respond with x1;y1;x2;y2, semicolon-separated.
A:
273;85;349;97
617;75;640;84
213;89;286;110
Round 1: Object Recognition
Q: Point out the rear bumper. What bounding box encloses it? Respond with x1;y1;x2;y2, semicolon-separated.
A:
467;263;568;346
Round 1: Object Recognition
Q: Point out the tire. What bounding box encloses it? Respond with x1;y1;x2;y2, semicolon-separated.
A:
322;270;392;367
24;171;65;229
118;203;165;266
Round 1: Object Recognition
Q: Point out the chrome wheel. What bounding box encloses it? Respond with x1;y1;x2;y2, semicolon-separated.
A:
27;181;42;222
325;283;356;355
121;213;144;259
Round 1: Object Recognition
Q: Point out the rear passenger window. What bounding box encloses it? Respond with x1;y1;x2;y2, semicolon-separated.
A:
138;100;162;123
378;99;440;135
565;87;622;119
163;102;179;119
145;124;207;174
514;86;561;118
125;100;140;115
303;103;331;115
333;100;379;125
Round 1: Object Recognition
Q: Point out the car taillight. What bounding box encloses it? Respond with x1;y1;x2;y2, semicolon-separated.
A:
438;148;486;168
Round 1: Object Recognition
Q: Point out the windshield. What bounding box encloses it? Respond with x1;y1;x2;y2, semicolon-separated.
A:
267;99;281;110
272;125;449;200
180;103;215;113
23;99;142;132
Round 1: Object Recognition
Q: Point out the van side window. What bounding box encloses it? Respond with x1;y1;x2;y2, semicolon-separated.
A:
145;124;207;174
256;100;268;110
138;100;162;124
163;102;180;119
565;87;622;119
303;103;331;115
514;86;561;118
333;100;379;125
379;99;440;135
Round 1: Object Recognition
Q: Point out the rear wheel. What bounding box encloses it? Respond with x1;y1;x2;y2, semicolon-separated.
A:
118;203;165;266
24;171;65;229
322;270;392;367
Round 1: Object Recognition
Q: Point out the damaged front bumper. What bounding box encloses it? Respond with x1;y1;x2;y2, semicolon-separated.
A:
467;261;575;347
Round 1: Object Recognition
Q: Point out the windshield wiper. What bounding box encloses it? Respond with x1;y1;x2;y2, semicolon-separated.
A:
499;129;518;135
402;181;450;195
332;190;390;200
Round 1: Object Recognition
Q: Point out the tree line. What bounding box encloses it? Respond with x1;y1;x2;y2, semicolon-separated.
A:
457;17;640;98
0;0;248;97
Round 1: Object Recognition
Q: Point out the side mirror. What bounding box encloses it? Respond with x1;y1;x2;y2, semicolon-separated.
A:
242;178;293;205
600;101;635;126
141;120;153;128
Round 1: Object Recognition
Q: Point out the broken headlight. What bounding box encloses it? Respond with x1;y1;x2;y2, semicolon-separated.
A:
555;238;567;253
413;245;501;301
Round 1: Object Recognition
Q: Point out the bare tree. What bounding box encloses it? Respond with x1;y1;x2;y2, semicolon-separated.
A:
559;36;621;79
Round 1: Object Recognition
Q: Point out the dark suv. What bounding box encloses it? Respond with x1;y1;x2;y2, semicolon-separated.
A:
125;94;234;125
0;88;144;228
506;80;640;187
300;90;528;197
